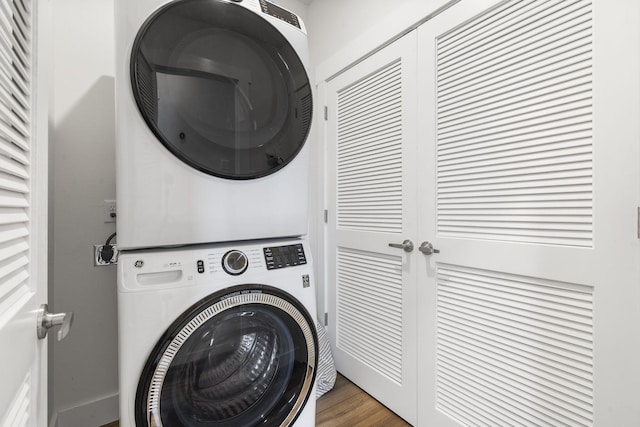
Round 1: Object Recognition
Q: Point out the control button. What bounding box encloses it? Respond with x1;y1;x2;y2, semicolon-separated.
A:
197;260;205;274
222;250;248;275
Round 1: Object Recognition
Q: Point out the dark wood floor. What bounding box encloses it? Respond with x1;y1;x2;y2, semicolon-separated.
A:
101;374;410;426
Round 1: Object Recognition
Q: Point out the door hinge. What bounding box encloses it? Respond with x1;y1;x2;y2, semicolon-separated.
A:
324;312;328;326
324;106;328;120
324;209;328;223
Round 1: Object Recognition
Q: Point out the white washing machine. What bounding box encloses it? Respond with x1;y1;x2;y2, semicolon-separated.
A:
115;0;313;250
118;238;318;426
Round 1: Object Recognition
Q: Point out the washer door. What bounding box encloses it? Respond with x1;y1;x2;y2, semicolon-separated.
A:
136;285;317;427
131;0;312;180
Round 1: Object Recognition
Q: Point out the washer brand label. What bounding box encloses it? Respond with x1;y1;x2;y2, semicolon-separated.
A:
134;260;144;268
221;290;263;301
221;291;241;301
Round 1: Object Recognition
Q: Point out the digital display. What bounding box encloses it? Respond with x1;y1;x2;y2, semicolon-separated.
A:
259;0;301;29
264;244;307;270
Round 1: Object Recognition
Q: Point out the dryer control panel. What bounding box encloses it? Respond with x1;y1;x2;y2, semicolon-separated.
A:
259;0;301;29
263;244;307;270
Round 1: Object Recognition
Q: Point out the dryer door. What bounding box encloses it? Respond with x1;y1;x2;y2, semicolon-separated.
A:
136;285;317;427
130;0;312;180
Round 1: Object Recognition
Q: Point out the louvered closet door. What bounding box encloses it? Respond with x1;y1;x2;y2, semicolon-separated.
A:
416;0;640;425
0;0;48;426
326;33;418;424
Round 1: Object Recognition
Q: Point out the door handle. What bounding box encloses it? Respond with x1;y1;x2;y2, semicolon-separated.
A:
419;241;440;255
388;239;414;253
37;304;74;341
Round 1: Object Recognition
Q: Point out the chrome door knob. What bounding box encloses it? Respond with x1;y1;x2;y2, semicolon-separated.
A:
37;304;74;341
419;241;440;255
388;239;414;253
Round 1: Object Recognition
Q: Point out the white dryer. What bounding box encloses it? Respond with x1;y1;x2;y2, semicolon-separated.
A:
115;0;313;250
118;238;318;426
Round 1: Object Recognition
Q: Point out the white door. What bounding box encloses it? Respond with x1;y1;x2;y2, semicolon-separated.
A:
417;0;640;425
325;34;419;423
0;0;52;425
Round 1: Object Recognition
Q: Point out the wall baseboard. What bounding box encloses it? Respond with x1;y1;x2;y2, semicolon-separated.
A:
55;393;118;427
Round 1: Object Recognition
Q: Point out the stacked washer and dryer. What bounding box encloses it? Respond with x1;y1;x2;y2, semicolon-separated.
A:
114;0;317;426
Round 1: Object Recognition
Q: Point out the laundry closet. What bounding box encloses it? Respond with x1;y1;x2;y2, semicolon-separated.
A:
28;0;640;426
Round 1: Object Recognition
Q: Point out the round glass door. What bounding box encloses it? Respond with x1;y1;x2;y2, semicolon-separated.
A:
131;0;312;179
136;285;317;427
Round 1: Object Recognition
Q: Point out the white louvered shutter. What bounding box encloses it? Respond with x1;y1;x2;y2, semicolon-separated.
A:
418;0;640;425
0;0;49;425
436;0;593;247
326;33;419;424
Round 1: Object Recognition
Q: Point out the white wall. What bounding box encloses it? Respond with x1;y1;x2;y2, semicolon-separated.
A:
306;0;451;73
51;0;118;425
307;0;411;69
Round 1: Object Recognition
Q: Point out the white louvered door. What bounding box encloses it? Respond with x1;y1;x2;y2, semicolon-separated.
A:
0;0;49;426
417;0;640;425
326;33;419;424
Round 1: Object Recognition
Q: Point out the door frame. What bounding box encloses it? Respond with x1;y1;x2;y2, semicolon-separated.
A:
34;0;52;425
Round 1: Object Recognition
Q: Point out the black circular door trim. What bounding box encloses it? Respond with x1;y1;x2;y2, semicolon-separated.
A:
135;284;318;427
130;0;313;180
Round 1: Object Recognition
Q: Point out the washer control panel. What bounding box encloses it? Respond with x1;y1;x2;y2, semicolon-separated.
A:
192;242;307;276
263;244;307;270
221;250;249;275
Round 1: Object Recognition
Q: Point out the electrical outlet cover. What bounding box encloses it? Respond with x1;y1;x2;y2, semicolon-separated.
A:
104;199;117;223
94;244;118;266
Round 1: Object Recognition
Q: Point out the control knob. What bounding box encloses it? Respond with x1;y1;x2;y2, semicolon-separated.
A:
222;250;248;275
